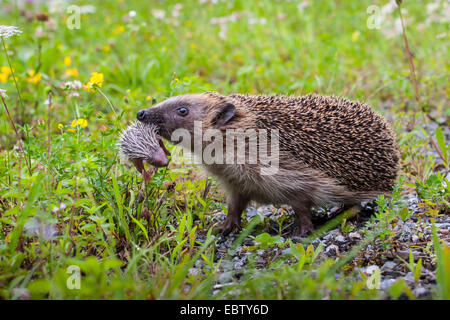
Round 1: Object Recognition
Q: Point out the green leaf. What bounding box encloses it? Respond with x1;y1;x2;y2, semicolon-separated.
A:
414;258;422;282
9;171;44;253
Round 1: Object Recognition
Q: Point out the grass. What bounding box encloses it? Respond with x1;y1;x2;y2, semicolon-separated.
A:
0;0;449;299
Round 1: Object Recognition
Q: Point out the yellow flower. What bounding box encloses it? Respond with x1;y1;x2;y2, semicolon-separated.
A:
113;26;125;35
185;20;192;27
89;72;103;87
76;118;88;128
85;72;104;92
65;68;79;77
64;56;72;66
352;31;360;42
58;123;64;129
68;128;76;133
70;118;88;129
1;66;11;76
145;96;152;101
190;43;197;49
26;70;42;84
0;73;7;83
103;45;111;52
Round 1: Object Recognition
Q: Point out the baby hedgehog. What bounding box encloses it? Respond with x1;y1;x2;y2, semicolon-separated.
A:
118;121;170;181
136;92;401;236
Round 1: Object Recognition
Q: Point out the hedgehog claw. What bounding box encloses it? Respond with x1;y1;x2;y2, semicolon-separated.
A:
221;217;241;236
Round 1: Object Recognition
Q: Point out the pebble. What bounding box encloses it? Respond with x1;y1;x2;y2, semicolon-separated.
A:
364;265;379;275
380;278;396;291
188;268;199;276
218;271;233;283
381;261;397;272
412;287;429;298
324;244;339;257
349;232;361;239
435;223;450;229
204;189;447;298
403;272;415;285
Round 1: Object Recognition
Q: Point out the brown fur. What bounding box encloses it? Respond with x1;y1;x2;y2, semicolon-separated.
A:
138;92;401;236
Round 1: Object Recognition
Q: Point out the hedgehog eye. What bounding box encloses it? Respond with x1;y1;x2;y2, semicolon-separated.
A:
155;128;160;135
176;107;188;116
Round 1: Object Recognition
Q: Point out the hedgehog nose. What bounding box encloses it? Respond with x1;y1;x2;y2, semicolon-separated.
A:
137;110;147;121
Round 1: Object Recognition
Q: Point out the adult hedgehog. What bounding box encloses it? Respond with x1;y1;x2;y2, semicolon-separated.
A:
137;93;401;236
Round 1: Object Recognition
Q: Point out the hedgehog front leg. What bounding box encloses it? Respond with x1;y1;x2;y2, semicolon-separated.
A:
221;192;250;236
292;201;314;236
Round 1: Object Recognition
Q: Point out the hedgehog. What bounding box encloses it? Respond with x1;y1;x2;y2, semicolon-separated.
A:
118;121;170;182
136;92;401;236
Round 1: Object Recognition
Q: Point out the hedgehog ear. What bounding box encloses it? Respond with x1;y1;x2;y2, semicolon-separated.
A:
212;102;236;127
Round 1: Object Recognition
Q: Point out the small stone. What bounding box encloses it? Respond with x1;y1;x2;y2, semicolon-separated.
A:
380;278;396;291
323;229;339;241
325;244;339;257
413;287;429;298
234;260;245;269
218;271;233;283
246;206;258;219
364;265;379;275
381;261;397;271
335;235;346;243
188;268;199;276
349;232;361;239
404;272;415;285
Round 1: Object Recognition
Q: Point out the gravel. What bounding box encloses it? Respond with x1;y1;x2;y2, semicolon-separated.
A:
191;189;449;299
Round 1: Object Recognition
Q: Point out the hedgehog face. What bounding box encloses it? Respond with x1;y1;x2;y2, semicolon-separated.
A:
137;94;236;144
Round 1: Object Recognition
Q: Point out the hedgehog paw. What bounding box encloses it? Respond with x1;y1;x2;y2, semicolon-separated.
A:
298;222;314;237
221;217;241;236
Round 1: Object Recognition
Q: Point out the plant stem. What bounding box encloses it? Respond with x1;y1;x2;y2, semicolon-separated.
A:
1;95;32;175
397;5;421;113
1;36;25;122
396;2;446;164
47;91;53;159
97;88;117;115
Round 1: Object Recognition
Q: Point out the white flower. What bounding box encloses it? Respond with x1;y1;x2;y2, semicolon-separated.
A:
172;4;183;18
381;0;397;15
0;25;22;39
298;1;310;12
0;89;7;99
66;80;82;90
62;80;82;98
129;10;137;18
152;9;166;20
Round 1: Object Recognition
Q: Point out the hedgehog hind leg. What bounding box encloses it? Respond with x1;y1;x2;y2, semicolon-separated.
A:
292;200;314;237
221;192;250;236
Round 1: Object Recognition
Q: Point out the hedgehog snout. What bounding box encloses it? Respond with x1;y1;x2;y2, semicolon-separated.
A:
137;109;148;121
